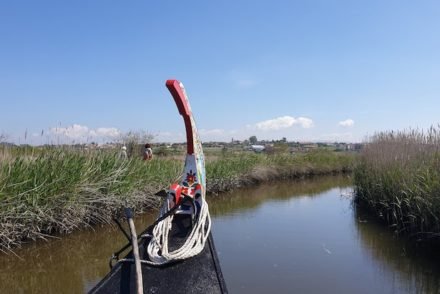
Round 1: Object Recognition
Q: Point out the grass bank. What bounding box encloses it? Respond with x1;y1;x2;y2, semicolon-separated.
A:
0;146;355;252
207;149;354;193
354;127;440;243
0;146;182;252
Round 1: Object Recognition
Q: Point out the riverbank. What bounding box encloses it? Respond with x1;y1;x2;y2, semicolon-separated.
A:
207;149;354;193
354;128;440;245
0;146;355;252
4;175;438;294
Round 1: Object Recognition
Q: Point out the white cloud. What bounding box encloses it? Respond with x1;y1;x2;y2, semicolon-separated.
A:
49;124;121;142
95;127;120;137
255;116;314;131
51;124;90;138
338;119;354;127
199;129;225;136
296;117;314;128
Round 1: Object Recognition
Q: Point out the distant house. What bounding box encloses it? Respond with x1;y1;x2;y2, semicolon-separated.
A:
335;143;347;151
348;143;364;151
251;145;265;152
302;143;318;152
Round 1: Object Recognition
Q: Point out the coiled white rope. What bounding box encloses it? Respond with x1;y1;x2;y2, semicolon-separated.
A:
145;197;211;265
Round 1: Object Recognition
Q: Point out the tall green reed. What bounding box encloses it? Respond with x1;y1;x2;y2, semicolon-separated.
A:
354;126;440;240
0;145;354;251
0;146;181;251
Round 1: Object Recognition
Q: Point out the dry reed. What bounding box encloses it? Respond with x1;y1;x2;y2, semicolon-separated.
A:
354;126;440;242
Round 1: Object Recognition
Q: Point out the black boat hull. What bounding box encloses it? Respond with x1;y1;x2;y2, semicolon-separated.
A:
89;216;227;294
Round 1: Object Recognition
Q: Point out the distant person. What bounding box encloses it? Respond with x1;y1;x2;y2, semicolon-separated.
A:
143;143;153;160
120;145;128;160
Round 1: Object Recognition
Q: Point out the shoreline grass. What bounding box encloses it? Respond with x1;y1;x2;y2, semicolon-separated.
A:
207;150;354;193
0;146;355;252
354;127;440;243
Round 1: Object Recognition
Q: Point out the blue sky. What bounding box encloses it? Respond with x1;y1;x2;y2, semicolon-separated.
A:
1;0;439;144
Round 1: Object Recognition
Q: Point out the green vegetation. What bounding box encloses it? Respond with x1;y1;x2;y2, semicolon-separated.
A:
0;146;180;252
354;127;440;242
0;145;355;251
207;149;355;193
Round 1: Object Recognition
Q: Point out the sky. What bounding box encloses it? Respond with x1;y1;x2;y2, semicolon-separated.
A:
0;0;439;144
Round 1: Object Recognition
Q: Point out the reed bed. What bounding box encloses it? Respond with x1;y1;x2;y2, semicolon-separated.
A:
0;146;354;252
207;150;354;193
0;146;180;252
354;127;440;242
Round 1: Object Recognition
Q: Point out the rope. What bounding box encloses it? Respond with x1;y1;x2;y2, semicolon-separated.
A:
144;195;211;265
109;201;185;268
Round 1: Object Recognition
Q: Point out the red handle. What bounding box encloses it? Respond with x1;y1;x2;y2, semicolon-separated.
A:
166;80;194;154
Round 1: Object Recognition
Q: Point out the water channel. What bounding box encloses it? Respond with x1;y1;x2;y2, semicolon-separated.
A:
0;175;439;293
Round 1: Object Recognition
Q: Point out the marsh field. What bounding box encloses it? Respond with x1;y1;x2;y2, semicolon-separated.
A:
1;126;440;257
0;145;354;252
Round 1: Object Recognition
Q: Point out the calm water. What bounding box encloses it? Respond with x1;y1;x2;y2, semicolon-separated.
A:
1;176;439;293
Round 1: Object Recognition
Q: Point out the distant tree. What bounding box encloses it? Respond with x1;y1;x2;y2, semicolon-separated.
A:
249;136;258;144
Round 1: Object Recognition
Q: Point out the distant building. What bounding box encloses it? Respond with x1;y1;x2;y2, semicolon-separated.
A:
302;143;318;152
251;145;265;152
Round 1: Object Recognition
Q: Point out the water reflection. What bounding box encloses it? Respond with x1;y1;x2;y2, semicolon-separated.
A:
355;209;440;294
209;176;440;294
0;175;438;294
208;175;352;217
0;214;155;293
